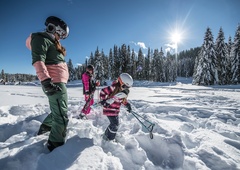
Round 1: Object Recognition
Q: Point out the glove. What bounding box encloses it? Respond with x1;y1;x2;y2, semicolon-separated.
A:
85;95;90;101
95;80;100;86
41;78;62;96
125;103;132;112
100;100;110;107
85;91;90;95
106;98;114;105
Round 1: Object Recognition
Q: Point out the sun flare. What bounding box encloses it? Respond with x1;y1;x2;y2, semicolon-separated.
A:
171;31;182;44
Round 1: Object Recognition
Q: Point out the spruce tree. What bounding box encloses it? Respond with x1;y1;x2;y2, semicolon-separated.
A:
149;49;154;81
88;52;94;65
126;45;131;74
67;59;75;81
94;47;104;83
101;49;109;81
231;24;240;84
121;44;128;73
226;36;233;84
136;48;144;80
108;48;114;79
158;47;164;82
215;27;228;85
145;48;151;80
192;27;217;85
113;45;120;78
1;69;5;81
130;49;136;79
152;49;159;81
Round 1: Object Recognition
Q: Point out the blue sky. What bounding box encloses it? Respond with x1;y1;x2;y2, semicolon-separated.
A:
0;0;239;75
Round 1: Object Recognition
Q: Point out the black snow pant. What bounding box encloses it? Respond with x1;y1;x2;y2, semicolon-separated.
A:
104;116;119;140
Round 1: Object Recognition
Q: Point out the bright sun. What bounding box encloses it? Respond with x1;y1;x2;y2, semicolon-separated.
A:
171;31;182;44
166;23;188;52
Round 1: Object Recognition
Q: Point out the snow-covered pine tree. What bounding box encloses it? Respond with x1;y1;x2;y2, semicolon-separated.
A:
226;36;233;84
158;47;164;82
120;44;128;73
231;24;240;84
192;27;218;85
88;52;94;65
111;45;120;79
145;48;151;81
76;64;84;80
215;27;228;85
153;48;167;82
108;48;114;80
1;69;5;82
168;57;176;82
178;47;200;77
94;47;104;84
152;49;159;81
130;49;136;79
126;45;131;74
136;48;144;80
101;49;109;81
67;59;75;81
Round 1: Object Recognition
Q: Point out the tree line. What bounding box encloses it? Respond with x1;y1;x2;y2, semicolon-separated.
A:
0;69;37;84
1;24;239;86
67;45;201;84
193;25;240;85
68;24;240;86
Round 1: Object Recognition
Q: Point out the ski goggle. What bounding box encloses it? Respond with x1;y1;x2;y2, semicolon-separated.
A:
118;77;130;89
121;84;130;89
55;25;69;39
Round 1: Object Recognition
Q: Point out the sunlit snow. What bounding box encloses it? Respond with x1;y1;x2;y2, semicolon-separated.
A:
0;78;239;170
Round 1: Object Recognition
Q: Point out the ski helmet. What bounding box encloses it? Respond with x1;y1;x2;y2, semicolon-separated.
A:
87;64;94;71
45;16;69;39
119;73;133;87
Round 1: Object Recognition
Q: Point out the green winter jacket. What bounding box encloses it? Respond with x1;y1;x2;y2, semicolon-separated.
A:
31;32;65;65
30;32;69;83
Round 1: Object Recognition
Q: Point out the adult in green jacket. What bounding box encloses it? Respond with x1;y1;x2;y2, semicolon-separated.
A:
26;16;69;152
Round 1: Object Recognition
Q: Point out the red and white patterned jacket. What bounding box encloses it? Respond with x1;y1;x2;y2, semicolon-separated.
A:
100;82;128;116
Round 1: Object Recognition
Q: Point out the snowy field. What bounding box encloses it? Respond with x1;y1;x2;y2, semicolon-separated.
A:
0;77;240;170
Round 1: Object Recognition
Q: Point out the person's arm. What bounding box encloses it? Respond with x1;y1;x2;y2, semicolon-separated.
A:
122;95;132;112
26;34;32;50
100;85;114;100
31;34;61;95
31;34;51;81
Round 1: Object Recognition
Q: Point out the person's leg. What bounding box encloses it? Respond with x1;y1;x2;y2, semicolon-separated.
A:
104;116;119;140
86;98;94;114
37;88;56;135
37;114;52;135
81;96;94;115
47;83;69;151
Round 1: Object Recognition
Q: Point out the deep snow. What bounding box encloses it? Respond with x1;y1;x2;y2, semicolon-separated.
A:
0;77;240;170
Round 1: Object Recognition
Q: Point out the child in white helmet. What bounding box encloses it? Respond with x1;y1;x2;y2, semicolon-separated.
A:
100;73;133;141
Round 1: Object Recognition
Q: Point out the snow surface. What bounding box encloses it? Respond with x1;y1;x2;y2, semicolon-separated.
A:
0;77;240;170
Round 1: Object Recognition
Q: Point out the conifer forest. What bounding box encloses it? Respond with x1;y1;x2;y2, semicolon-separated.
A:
1;25;240;86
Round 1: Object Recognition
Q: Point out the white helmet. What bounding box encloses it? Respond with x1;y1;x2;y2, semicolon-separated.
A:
119;73;133;87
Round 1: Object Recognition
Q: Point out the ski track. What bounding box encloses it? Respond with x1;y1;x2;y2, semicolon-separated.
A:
0;84;240;170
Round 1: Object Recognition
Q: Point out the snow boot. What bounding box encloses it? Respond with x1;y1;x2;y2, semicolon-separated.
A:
37;124;51;135
47;140;64;152
102;134;110;141
102;134;119;143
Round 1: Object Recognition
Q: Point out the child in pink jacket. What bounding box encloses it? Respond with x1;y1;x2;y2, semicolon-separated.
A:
100;73;133;141
79;64;100;118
